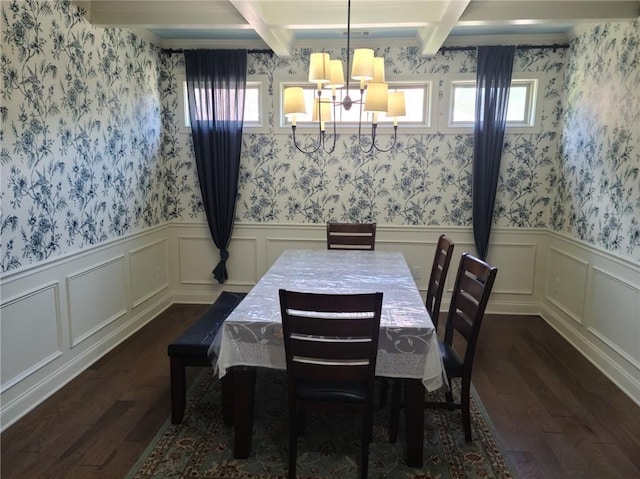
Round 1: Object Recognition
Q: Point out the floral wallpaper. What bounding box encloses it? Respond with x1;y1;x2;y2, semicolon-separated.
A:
161;47;567;229
2;0;638;274
554;20;640;260
1;0;165;272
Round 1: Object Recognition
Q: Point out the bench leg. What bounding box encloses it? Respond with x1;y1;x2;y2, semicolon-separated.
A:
170;357;186;424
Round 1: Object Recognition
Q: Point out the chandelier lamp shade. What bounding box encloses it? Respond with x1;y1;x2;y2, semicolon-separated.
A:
283;0;406;155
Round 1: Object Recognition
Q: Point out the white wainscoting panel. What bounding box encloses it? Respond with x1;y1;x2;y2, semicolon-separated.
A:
130;238;169;308
1;225;172;431
487;243;536;295
178;234;259;286
441;237;539;313
66;256;128;347
2;222;638;431
226;236;259;286
545;246;588;324
0;283;62;393
179;236;219;284
541;232;640;405
378;237;438;291
588;267;640;366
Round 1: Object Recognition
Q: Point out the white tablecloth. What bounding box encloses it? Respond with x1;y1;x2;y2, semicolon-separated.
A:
210;249;445;391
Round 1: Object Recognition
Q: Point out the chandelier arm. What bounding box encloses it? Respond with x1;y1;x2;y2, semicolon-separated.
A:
315;88;331;152
356;98;375;154
322;135;336;154
291;125;322;154
372;130;396;153
321;101;338;154
371;124;399;153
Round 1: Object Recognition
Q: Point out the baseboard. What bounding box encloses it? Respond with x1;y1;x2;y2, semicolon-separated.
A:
539;303;640;407
0;292;173;431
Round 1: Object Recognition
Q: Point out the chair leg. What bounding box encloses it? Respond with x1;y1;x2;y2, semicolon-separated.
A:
360;441;369;479
388;379;402;443
461;379;472;441
361;410;372;479
445;377;454;403
296;409;306;436
288;405;299;479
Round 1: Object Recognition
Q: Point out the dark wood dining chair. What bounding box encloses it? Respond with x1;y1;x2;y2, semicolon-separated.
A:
389;253;497;443
384;235;454;436
326;222;376;250
279;289;383;479
425;234;455;332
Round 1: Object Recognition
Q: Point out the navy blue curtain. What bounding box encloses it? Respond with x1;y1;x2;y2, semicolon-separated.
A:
184;50;247;283
472;45;515;260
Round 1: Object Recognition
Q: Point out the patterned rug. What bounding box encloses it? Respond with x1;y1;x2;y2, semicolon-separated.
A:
126;369;515;478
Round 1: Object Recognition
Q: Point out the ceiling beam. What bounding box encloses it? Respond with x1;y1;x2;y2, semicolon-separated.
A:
229;1;294;57
418;0;471;56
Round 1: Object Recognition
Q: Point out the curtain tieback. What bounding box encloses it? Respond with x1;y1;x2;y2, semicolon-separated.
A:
213;249;230;284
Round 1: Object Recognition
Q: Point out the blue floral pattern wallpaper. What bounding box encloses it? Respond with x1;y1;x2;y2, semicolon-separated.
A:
1;0;164;272
2;0;638;273
554;21;640;259
161;47;567;228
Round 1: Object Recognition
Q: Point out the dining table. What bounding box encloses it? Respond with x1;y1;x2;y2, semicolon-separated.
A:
209;248;445;467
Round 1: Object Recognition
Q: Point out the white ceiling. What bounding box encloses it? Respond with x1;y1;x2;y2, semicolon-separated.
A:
77;0;640;56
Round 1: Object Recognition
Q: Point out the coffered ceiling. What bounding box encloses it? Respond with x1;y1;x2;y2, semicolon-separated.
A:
77;0;640;56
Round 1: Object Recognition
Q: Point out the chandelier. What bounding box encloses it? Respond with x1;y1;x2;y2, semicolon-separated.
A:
283;0;406;155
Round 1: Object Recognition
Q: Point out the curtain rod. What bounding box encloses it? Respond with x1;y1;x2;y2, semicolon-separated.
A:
161;48;273;55
439;43;569;54
162;43;568;56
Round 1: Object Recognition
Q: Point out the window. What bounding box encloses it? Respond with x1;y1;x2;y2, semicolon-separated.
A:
280;82;432;128
448;78;539;128
182;81;262;129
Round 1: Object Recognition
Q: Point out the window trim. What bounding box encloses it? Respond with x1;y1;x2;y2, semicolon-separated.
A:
179;78;264;134
439;72;546;134
278;80;434;134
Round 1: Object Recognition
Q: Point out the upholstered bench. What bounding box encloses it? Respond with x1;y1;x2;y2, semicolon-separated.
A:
168;291;247;424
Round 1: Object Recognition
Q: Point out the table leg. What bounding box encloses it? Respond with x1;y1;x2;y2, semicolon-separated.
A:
232;366;257;458
221;373;233;426
404;378;424;466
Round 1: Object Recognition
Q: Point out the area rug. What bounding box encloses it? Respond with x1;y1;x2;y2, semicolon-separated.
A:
126;369;515;478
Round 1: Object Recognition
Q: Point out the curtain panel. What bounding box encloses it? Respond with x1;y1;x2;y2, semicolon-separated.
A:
184;49;247;283
472;45;516;260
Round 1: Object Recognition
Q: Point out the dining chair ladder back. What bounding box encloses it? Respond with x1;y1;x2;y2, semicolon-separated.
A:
326;222;376;250
436;253;497;440
426;234;455;332
279;289;383;479
389;253;497;443
386;235;454;439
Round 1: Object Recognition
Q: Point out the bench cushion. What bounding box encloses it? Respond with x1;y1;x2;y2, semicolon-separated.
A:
168;291;247;359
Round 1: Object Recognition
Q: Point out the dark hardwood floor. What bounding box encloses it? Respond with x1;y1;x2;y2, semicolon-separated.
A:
2;306;639;478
